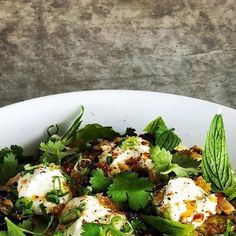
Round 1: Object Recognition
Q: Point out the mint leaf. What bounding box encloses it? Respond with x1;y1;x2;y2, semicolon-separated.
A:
144;116;167;134
108;172;154;211
141;215;194;236
156;127;181;151
202;114;235;194
0;153;19;184
90;168;112;192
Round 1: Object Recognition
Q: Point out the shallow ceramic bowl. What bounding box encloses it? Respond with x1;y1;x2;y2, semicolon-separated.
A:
0;90;236;166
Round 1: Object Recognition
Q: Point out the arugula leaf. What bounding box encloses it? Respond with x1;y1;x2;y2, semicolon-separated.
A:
172;152;201;168
76;124;119;150
151;146;172;173
82;223;101;236
108;172;154;211
144;116;167;134
202;114;235;194
89;168;112;192
141;215;194;236
0;153;19;184
156;127;181;151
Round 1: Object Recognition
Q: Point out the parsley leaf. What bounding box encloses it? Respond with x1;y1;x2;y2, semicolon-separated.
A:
108;172;154;211
89;168;112;192
141;215;194;236
202;114;236;194
0;153;19;184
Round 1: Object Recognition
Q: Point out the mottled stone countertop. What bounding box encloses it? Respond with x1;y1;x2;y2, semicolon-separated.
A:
0;0;235;108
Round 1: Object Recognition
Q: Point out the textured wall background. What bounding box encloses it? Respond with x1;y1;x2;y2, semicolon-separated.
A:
0;0;235;108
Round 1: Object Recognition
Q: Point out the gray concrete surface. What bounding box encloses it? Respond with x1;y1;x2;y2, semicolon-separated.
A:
0;0;235;108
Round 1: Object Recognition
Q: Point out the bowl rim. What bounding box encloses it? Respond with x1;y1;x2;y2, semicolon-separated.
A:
1;89;235;111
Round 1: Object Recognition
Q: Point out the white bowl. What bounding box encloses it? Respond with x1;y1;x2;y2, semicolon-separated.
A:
0;90;236;166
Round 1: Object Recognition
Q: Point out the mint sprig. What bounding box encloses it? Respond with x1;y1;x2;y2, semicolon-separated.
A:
202;113;236;195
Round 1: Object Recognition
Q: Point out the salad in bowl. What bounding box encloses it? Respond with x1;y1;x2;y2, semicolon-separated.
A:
0;106;236;236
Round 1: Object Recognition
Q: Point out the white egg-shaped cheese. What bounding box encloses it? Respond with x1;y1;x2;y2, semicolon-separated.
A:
17;164;72;215
61;195;132;236
154;177;217;228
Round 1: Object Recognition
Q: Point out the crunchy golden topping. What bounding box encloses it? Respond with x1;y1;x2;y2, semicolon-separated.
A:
216;193;235;215
195;176;212;194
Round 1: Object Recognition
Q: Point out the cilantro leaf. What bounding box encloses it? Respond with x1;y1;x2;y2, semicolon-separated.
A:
17;220;33;231
0;153;19;184
5;218;27;236
39;140;73;164
202;114;236;194
76;124;119;150
82;223;101;236
89;168;112;192
141;215;194;236
108;172;154;211
144;116;167;134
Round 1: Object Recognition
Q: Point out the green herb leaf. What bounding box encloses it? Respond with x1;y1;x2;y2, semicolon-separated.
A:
0;153;18;185
156;127;181;151
39;140;73;164
89;168;112;192
81;223;101;236
141;215;194;236
172;152;201;168
144;116;181;151
202;114;235;194
61;106;85;144
150;146;200;178
76;123;119;150
161;164;200;177
144;116;167;134
108;172;154;211
150;146;172;173
218;220;236;236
